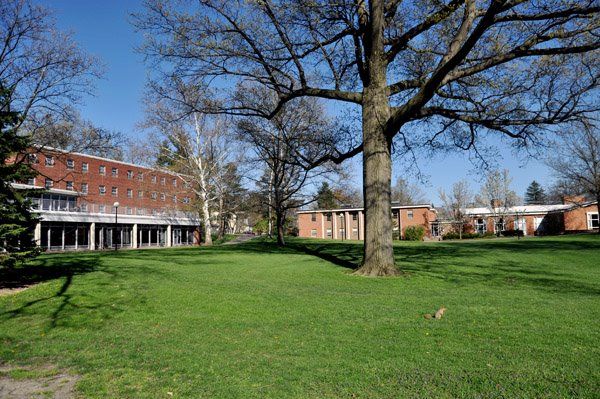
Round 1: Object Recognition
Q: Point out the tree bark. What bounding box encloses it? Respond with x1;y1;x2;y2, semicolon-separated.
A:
202;195;213;246
275;209;286;246
354;1;398;276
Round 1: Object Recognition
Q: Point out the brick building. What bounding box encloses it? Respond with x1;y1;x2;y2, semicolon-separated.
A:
12;147;200;251
458;198;599;236
297;204;437;240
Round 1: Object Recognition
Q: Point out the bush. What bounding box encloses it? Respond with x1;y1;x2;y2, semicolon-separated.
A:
442;232;482;240
501;229;524;237
482;231;496;238
404;225;425;241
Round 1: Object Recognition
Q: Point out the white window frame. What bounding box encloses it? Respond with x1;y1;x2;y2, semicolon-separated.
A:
45;156;54;166
81;183;88;194
475;218;487;234
112;167;118;177
66;159;74;169
99;185;106;195
311;229;317;237
99;165;106;175
66;181;74;191
407;211;414;219
45;178;53;189
82;162;88;173
587;212;599;230
127;188;133;198
127;170;133;179
111;187;118;196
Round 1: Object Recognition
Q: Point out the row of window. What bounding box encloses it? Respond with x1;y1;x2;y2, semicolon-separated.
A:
310;211;414;222
39;178;189;203
33;194;190;215
39;155;183;186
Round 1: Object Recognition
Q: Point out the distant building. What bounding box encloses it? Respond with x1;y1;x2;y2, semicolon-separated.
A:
297;204;437;240
11;147;201;251
461;197;598;236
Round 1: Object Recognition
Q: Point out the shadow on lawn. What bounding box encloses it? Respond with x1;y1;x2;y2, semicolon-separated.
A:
259;237;600;296
0;252;161;329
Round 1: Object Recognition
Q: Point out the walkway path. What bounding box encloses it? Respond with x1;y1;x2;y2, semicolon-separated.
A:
222;234;256;245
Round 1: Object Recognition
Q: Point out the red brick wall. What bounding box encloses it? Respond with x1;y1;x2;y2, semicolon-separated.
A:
297;212;323;238
27;149;195;215
564;204;599;231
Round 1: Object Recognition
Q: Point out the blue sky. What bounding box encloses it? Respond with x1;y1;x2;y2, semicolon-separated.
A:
42;0;557;205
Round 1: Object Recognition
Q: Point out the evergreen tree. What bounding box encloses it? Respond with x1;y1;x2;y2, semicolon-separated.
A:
315;182;337;210
0;85;40;267
525;181;547;205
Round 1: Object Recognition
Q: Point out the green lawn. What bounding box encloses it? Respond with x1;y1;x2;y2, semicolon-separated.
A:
1;235;599;398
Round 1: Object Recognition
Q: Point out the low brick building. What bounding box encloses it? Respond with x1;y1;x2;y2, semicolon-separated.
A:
12;147;200;251
297;204;437;240
460;199;599;236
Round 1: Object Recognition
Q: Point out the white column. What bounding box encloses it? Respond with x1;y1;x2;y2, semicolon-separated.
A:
75;226;78;250
132;224;138;248
90;222;96;250
345;212;351;240
398;210;403;240
332;212;338;239
34;222;41;246
358;211;365;240
61;225;65;250
321;213;326;238
167;225;172;247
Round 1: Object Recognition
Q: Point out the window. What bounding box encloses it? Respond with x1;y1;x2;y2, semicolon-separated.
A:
99;205;106;213
161;177;166;185
172;178;177;187
28;153;39;164
66;159;74;169
475;218;487;234
311;213;316;222
45;178;53;189
494;218;505;233
127;170;133;179
326;214;332;221
66;181;74;191
80;203;88;212
172;195;177;203
127;188;133;198
311;229;317;237
160;193;166;201
151;192;157;200
111;186;118;196
136;208;145;215
183;197;190;204
112;167;118;177
27;177;35;186
326;228;332;238
99;165;106;175
45;156;54;166
407;211;414;219
588;213;599;229
81;183;88;194
82;162;88;173
126;207;133;215
138;190;143;198
99;185;106;195
151;175;157;184
352;228;358;237
137;172;144;181
352;213;358;221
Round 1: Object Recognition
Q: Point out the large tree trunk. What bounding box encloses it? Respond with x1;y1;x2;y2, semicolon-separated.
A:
354;1;398;276
275;209;286;246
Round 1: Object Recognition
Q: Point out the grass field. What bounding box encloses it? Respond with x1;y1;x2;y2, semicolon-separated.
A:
1;235;599;398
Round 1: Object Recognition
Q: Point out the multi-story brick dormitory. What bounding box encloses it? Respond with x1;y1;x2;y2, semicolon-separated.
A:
10;147;200;251
297;203;437;240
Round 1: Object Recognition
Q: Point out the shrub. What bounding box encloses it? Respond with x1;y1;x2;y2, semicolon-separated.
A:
404;225;426;241
442;232;481;240
501;229;524;237
482;231;496;238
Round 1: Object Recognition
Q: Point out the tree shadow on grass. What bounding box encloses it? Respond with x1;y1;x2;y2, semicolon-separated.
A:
0;252;162;329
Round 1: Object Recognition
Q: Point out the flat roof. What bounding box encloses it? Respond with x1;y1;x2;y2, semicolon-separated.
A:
297;204;435;214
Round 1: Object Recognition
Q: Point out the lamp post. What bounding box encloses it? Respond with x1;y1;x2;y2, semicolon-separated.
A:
113;201;119;250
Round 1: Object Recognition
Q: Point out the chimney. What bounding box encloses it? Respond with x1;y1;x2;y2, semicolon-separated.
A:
562;195;586;205
490;199;502;208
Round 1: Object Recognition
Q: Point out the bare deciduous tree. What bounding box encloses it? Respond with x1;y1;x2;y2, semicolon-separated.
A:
392;177;427;205
476;169;520;232
134;0;600;275
547;121;600;232
237;95;338;246
439;179;473;238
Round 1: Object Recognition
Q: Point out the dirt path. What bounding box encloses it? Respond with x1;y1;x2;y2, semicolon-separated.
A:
222;234;256;245
0;365;79;399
